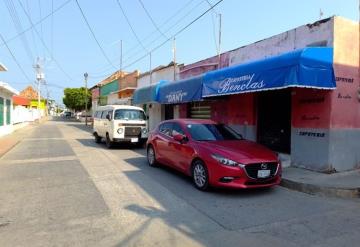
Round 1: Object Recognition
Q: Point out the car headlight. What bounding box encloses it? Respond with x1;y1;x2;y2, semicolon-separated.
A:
142;128;147;134
211;154;244;167
117;128;124;134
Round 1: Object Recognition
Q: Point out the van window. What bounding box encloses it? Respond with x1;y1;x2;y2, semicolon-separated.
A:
108;110;113;120
101;111;107;119
95;111;101;118
114;109;146;120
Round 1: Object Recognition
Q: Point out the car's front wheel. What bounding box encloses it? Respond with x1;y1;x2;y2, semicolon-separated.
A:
94;133;101;143
147;145;158;167
192;160;209;191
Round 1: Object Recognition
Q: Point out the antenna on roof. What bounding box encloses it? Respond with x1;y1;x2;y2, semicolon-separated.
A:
319;8;324;20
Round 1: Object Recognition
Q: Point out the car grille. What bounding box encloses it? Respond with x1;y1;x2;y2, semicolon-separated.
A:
244;162;278;179
125;127;141;137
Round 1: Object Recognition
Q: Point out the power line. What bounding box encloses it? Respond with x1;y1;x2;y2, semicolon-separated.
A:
137;0;167;39
17;0;74;81
74;0;116;69
0;33;32;82
0;0;72;47
90;0;202;77
115;0;148;53
3;0;34;63
123;0;224;70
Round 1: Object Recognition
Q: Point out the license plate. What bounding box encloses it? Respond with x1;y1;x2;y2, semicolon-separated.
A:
131;138;138;143
257;170;270;178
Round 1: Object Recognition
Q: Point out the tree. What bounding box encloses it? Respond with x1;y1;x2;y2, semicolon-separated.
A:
63;87;91;111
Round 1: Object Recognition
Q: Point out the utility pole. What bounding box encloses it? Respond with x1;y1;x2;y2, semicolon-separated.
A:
173;37;176;81
34;57;44;119
84;72;88;126
149;52;152;85
218;13;222;69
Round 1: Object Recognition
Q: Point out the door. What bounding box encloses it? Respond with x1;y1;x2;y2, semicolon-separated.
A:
165;104;174;120
168;123;194;172
257;89;291;154
155;122;173;165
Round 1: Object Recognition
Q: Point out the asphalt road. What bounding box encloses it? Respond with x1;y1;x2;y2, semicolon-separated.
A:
0;118;359;247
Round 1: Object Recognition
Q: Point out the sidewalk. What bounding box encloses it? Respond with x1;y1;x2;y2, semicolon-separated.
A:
281;167;360;199
0;122;37;158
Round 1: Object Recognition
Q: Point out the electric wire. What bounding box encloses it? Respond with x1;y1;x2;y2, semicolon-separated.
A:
26;0;38;55
74;0;117;69
0;0;72;47
0;33;32;82
123;0;224;70
89;0;203;78
17;0;74;81
3;0;34;63
115;0;148;53
137;0;167;39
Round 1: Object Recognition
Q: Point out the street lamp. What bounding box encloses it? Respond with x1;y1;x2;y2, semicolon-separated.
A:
84;72;88;126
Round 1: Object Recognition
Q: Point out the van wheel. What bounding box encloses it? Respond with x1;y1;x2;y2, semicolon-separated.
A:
105;133;113;149
94;133;101;143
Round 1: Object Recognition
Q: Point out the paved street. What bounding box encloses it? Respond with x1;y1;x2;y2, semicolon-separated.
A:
0;119;359;247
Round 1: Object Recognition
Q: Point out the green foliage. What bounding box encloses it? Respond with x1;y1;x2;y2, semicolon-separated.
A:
63;87;92;111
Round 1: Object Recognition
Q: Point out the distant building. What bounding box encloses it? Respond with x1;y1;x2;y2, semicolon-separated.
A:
19;86;46;117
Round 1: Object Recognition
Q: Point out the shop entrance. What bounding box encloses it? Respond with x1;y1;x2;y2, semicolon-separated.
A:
257;89;291;154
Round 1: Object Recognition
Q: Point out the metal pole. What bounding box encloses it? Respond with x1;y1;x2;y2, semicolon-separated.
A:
149;52;152;85
173;37;176;80
84;72;88;126
218;13;222;69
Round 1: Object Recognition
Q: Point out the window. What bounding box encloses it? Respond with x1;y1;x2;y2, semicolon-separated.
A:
186;124;243;141
6;100;10;125
107;110;113;120
0;97;3;126
172;123;185;136
101;111;107;119
159;122;172;137
114;109;146;120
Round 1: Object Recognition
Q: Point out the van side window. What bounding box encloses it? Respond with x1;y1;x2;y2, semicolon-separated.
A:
101;111;107;119
95;111;101;118
108;110;113;120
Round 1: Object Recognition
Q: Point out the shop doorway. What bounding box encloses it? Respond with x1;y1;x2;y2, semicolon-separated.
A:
165;104;174;120
257;89;291;154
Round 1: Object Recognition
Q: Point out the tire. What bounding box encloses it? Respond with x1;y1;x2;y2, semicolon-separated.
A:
192;160;209;191
105;133;113;149
147;145;158;167
94;133;101;143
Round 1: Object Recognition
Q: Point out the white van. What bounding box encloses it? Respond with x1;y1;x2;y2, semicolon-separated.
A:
93;105;148;148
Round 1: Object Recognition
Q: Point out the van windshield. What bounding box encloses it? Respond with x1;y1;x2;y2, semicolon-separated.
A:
114;109;146;120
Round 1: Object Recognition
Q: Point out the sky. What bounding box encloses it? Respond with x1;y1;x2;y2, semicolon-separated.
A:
0;0;358;104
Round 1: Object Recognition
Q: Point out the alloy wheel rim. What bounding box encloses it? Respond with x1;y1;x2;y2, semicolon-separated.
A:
148;148;155;164
194;164;206;187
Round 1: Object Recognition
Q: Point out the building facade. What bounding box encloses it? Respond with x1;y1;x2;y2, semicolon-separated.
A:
168;16;359;173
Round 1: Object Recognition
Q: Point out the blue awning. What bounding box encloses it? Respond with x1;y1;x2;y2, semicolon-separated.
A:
133;81;166;104
202;47;336;97
158;76;203;104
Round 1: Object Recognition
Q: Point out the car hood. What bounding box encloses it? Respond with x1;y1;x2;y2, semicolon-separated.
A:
199;140;278;164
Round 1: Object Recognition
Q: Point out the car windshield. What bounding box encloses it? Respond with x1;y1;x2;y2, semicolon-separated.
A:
186;124;243;141
114;109;146;120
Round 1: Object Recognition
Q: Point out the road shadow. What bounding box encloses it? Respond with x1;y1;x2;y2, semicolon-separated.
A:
76;138;146;151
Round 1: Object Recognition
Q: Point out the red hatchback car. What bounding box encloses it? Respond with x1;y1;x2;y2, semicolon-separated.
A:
146;119;282;191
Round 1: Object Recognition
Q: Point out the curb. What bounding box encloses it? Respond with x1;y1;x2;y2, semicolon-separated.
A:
281;178;360;199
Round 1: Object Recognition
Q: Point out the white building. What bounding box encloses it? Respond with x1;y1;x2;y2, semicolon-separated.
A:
0;81;18;137
134;62;181;131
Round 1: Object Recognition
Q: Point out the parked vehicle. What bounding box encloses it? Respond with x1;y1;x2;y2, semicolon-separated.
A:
146;119;282;190
93;105;148;148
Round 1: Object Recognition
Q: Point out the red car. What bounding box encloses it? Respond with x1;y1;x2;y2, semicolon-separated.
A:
146;119;282;191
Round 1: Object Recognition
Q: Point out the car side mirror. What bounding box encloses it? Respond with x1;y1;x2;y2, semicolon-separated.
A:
173;134;187;143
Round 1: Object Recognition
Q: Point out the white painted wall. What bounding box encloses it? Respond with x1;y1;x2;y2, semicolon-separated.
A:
0;90;13;137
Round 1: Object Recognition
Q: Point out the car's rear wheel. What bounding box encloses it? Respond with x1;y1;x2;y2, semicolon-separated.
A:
94;133;101;143
147;145;157;167
192;160;209;191
105;133;113;149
